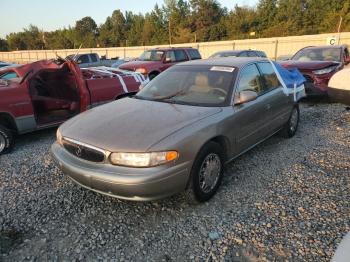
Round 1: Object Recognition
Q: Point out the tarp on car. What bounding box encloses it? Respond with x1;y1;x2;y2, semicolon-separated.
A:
270;61;306;101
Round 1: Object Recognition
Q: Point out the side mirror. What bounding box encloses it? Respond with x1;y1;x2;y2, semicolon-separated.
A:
164;57;172;63
77;60;82;64
234;90;258;105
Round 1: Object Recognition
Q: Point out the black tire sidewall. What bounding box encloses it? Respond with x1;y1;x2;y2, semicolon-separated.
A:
0;126;13;154
148;73;158;80
190;142;224;202
287;105;300;137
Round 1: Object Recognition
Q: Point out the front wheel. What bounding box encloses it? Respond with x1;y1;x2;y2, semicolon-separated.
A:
185;142;224;203
281;105;300;138
0;125;14;155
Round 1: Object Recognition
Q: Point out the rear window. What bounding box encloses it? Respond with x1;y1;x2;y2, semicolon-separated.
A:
187;49;202;60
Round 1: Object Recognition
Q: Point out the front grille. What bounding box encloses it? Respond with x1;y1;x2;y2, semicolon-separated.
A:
63;139;105;163
303;74;314;83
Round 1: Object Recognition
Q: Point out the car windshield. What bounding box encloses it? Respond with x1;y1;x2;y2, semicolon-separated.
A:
139;50;164;61
135;65;235;106
292;48;341;62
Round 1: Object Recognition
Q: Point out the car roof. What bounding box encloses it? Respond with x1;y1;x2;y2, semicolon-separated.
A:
177;57;269;69
148;47;195;51
302;45;347;50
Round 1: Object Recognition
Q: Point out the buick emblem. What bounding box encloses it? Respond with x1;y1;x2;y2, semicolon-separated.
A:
75;146;82;157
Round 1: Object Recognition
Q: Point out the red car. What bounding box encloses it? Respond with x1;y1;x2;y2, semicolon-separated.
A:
119;47;202;80
280;45;350;96
0;59;145;154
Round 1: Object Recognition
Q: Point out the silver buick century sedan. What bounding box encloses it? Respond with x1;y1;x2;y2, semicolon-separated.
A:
52;57;299;202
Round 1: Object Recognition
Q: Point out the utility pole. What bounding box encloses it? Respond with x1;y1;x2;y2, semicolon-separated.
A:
337;16;343;45
169;19;172;46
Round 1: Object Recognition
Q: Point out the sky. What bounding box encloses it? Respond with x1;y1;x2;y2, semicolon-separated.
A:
0;0;258;38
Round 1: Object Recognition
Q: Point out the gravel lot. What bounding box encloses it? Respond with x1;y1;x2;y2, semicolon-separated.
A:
1;102;349;261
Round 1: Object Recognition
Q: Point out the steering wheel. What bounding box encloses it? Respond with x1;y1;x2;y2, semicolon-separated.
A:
210;88;227;96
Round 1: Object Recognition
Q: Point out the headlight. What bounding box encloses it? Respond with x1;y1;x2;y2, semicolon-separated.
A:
136;68;147;74
313;65;339;75
56;129;63;145
109;151;178;167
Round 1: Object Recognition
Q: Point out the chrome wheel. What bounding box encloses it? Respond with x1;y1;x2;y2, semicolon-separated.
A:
199;153;221;193
0;134;5;153
290;108;299;132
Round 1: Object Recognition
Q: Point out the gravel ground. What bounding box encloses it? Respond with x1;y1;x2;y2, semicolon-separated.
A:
0;102;349;261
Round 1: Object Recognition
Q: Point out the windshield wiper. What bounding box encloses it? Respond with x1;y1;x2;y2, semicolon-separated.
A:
154;89;188;101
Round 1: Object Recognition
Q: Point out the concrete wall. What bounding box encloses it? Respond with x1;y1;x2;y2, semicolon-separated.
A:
0;32;349;64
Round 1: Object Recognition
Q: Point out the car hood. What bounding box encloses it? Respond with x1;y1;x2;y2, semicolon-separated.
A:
61;98;222;152
119;60;160;71
280;60;340;70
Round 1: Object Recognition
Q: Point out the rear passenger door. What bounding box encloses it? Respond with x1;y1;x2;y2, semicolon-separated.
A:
256;62;293;132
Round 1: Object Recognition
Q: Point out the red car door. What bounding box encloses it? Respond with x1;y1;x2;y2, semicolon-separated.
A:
0;70;37;133
66;61;90;112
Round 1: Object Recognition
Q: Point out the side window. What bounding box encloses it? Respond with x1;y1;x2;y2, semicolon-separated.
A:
90;54;98;63
239;51;248;57
247;51;258;57
187;49;201;60
257;62;281;93
0;71;18;80
174;50;188;62
165;51;176;63
259;51;267;58
236;64;262;95
79;55;90;64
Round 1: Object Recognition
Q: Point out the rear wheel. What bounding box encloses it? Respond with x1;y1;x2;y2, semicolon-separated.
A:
0;125;14;155
281;105;300;138
185;142;224;203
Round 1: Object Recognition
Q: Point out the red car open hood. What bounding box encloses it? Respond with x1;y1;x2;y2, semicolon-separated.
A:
119;60;161;71
280;60;340;70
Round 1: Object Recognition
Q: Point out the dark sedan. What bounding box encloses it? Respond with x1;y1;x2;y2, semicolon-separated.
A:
280;45;350;96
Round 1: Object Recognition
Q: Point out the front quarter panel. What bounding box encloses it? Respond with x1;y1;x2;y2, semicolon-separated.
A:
148;108;231;177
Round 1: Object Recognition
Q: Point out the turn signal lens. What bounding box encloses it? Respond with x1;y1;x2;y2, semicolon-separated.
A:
166;151;178;161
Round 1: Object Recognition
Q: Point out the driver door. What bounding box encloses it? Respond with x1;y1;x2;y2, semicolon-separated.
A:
229;64;271;156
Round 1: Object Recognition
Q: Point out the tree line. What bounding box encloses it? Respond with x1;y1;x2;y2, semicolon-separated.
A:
1;0;349;51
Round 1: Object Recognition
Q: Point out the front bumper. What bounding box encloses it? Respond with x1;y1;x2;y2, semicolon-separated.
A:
51;143;191;201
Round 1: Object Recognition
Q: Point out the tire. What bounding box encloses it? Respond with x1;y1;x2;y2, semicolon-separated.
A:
280;104;300;138
0;125;14;155
148;72;159;80
185;142;224;203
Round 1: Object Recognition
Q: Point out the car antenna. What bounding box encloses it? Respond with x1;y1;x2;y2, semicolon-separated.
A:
73;44;83;61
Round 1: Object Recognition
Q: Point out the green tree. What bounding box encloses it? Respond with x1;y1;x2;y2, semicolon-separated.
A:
0;38;9;51
189;0;226;42
75;16;98;48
